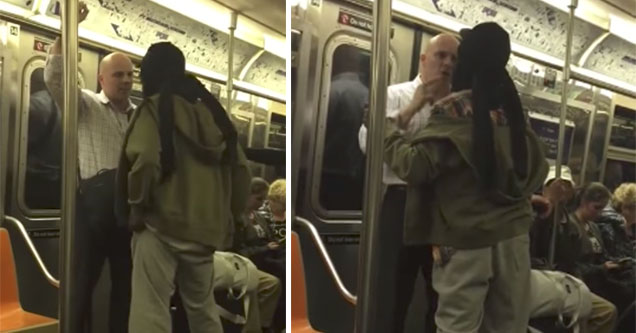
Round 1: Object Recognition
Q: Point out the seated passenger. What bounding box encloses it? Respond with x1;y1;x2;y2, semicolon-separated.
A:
383;22;548;332
266;179;286;244
530;167;617;333
233;177;285;332
117;42;250;333
213;251;281;333
570;183;635;331
595;182;636;260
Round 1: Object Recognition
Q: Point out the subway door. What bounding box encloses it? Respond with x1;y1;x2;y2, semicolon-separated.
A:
295;1;413;332
5;29;98;319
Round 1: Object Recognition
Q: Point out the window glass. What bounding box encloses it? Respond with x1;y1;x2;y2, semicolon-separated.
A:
318;44;370;211
268;111;285;150
609;105;635;150
24;68;62;210
604;159;635;192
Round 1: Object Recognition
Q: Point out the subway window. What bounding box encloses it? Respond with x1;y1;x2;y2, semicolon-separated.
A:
318;44;371;212
24;67;62;210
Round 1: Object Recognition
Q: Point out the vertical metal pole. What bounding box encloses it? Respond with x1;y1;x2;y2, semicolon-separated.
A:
0;21;7;222
549;0;577;268
599;98;616;182
355;0;392;332
580;88;599;185
227;12;237;113
59;1;79;332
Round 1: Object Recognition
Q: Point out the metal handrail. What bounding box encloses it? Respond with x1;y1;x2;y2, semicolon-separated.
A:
4;215;60;288
549;0;578;268
60;1;80;331
293;216;357;305
356;0;392;331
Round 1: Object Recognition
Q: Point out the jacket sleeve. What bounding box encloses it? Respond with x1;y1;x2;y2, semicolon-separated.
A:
125;105;160;208
231;146;252;217
383;119;446;184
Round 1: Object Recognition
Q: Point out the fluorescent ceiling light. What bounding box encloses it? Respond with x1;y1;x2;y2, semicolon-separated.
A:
392;1;469;33
235;91;251;103
30;14;59;29
510;42;564;69
537;0;610;29
600;89;614;99
572;65;636;95
149;0;231;33
234;80;285;103
289;0;308;10
0;24;7;45
38;0;51;14
264;34;286;59
185;63;227;83
257;97;272;110
0;1;32;17
609;14;636;44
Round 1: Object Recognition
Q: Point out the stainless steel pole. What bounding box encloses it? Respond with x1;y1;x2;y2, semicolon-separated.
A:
580;88;599;185
549;0;578;268
59;1;79;332
354;0;392;331
227;12;237;113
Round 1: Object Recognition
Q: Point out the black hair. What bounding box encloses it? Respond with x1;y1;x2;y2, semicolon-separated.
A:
452;22;527;189
575;182;611;208
140;42;238;182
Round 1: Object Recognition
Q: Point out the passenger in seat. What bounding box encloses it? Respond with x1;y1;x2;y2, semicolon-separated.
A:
595;182;636;259
530;166;617;333
383;22;549;332
117;42;251;333
266;179;286;244
569;183;635;330
233;177;285;332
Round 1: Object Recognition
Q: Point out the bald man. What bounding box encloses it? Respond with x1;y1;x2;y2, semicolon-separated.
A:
43;3;133;333
358;33;458;333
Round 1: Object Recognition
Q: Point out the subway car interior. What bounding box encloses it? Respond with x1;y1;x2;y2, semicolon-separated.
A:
0;0;285;332
291;0;635;332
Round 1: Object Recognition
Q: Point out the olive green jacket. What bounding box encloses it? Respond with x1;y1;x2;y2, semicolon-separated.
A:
117;94;251;248
384;90;548;249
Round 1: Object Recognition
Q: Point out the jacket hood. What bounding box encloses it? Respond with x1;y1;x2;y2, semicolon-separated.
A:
146;94;228;164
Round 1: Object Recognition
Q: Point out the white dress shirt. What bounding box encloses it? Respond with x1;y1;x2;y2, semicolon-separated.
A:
358;75;433;185
44;55;135;179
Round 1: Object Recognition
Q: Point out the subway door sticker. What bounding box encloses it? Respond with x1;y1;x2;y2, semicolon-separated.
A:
337;9;394;36
338;10;372;33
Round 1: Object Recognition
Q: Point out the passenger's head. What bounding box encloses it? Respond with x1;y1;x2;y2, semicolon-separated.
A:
543;165;576;203
98;52;133;104
576;182;611;221
140;42;186;97
248;177;270;212
332;45;361;75
452;22;527;189
268;179;286;218
30;68;47;94
419;33;459;83
139;42;238;181
611;183;636;225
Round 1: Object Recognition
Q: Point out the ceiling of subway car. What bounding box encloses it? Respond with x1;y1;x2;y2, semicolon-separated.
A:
602;0;636;17
212;0;286;35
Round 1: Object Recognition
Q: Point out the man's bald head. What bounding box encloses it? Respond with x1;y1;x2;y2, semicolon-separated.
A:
98;52;133;106
419;33;459;83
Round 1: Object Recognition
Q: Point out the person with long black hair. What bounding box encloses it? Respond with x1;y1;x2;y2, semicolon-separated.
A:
116;42;251;332
383;22;548;332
